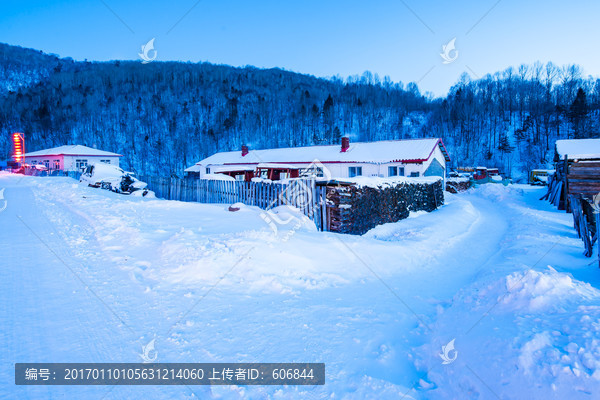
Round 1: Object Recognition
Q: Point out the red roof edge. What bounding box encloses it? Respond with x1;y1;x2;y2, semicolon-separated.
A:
430;139;451;163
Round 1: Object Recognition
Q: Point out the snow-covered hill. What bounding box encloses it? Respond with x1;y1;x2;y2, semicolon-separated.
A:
0;43;63;95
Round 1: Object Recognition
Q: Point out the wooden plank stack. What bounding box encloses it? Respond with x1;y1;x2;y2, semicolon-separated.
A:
567;161;600;200
540;173;563;208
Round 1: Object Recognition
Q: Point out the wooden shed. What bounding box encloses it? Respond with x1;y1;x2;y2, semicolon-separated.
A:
544;139;600;258
549;139;600;210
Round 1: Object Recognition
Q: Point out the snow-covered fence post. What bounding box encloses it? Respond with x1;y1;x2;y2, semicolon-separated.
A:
563;155;569;212
597;210;600;268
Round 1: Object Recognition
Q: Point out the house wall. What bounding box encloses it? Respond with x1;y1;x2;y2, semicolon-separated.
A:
421;145;447;185
423;145;446;174
199;162;427;179
63;155;120;171
24;155;120;171
378;162;423;177
197;144;447;181
25;155;64;170
424;158;445;177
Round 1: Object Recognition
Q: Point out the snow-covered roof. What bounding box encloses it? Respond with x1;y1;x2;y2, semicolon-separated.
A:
203;173;235;181
212;166;255;172
556;139;600;160
188;138;449;169
341;175;442;188
184;164;203;173
257;163;298;169
24;145;122;157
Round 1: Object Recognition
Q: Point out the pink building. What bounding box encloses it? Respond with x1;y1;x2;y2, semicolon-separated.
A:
23;145;122;172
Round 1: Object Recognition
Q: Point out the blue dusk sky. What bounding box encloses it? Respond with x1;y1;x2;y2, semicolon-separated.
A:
1;0;599;96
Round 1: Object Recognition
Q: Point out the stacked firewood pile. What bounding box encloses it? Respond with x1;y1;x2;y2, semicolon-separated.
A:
446;177;471;193
325;179;444;235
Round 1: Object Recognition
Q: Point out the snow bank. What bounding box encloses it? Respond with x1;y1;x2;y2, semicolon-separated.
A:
343;175;442;189
365;193;479;260
203;173;235;181
28;177;372;294
447;176;470;183
11;175;600;399
501;268;599;312
264;205;317;233
467;181;523;200
130;189;156;198
226;202;249;211
414;267;600;399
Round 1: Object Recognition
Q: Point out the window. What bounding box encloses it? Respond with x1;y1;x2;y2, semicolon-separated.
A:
53;159;60;169
43;160;50;169
399;167;405;176
100;159;111;164
349;166;362;177
75;159;88;170
206;167;211;174
31;160;37;165
410;171;420;177
388;166;398;177
300;165;324;178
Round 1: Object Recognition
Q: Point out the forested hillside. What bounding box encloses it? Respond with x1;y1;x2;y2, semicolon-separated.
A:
428;66;600;178
0;43;598;179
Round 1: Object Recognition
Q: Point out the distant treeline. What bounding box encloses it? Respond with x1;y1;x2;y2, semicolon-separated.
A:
1;43;598;178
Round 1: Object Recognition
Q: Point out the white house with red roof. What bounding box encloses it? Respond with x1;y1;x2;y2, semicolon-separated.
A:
185;137;450;181
23;145;122;172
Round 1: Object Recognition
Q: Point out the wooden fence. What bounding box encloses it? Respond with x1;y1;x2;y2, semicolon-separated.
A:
140;176;327;230
569;194;597;258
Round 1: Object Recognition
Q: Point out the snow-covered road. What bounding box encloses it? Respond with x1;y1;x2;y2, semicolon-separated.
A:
2;173;600;399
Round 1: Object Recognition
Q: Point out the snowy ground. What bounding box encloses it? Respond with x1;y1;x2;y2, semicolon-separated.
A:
1;173;600;399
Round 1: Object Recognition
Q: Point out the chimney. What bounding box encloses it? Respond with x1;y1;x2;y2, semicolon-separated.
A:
242;145;249;156
341;137;350;152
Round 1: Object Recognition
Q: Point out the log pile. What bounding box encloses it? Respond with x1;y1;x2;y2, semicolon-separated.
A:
446;178;471;193
325;179;444;235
